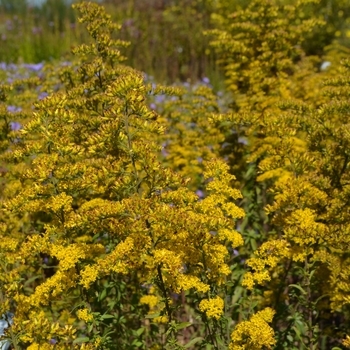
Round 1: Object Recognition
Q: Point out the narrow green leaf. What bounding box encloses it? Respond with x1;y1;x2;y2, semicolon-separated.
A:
132;340;143;347
24;275;42;286
99;289;107;301
184;337;203;348
250;238;257;251
289;284;307;295
73;337;89;344
136;327;145;336
145;313;160;319
215;334;225;346
101;314;114;320
177;322;192;330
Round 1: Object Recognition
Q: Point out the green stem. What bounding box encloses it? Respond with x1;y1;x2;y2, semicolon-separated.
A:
304;257;313;349
157;265;172;323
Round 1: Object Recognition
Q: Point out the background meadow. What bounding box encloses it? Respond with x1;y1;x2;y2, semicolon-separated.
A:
2;0;350;349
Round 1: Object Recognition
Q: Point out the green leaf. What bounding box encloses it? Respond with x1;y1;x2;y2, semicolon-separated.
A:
24;275;42;286
289;284;307;295
73;337;90;344
215;334;225;346
250;238;257;251
177;322;192;330
101;314;114;320
145;313;160;319
99;289;107;301
184;337;203;348
132;340;143;347
136;327;145;336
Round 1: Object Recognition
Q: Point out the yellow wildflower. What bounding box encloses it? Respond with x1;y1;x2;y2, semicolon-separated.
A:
140;295;159;308
76;308;93;322
199;296;224;320
94;336;102;347
79;264;99;289
343;335;350;348
229;308;276;350
153;315;169;323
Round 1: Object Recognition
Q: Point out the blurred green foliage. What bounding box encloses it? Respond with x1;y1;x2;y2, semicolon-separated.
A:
0;0;350;84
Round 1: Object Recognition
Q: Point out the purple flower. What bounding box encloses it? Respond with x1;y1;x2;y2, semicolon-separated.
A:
6;20;13;31
10;122;22;131
150;103;156;110
7;106;21;113
161;148;169;157
195;190;204;198
197;157;203;163
31;27;42;35
50;339;57;345
202;77;210;84
155;95;165;104
23;63;44;71
238;137;248;145
171;293;180;300
38;92;49;100
123;18;134;28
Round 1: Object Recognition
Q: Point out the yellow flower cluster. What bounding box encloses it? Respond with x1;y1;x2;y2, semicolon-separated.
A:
242;240;290;290
76;308;93;323
343;335;350;348
140;293;168;323
199;296;224;320
229;308;276;350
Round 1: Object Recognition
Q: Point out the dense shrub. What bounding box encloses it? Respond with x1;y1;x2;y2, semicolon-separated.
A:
1;1;350;349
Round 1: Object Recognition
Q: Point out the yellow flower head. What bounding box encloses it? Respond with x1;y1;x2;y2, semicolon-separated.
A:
199;296;224;320
77;308;93;323
343;335;350;348
229;308;276;350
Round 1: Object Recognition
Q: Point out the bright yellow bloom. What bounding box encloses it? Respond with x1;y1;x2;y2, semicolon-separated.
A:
79;264;99;289
199;296;224;320
343;335;350;348
140;295;159;309
229;308;276;350
76;308;93;322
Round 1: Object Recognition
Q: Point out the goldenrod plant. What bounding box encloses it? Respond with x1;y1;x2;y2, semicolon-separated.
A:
2;0;350;349
0;2;245;349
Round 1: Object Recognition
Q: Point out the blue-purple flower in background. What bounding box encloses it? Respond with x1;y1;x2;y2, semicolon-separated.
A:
38;91;49;100
22;63;44;72
7;106;21;113
10;122;21;131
